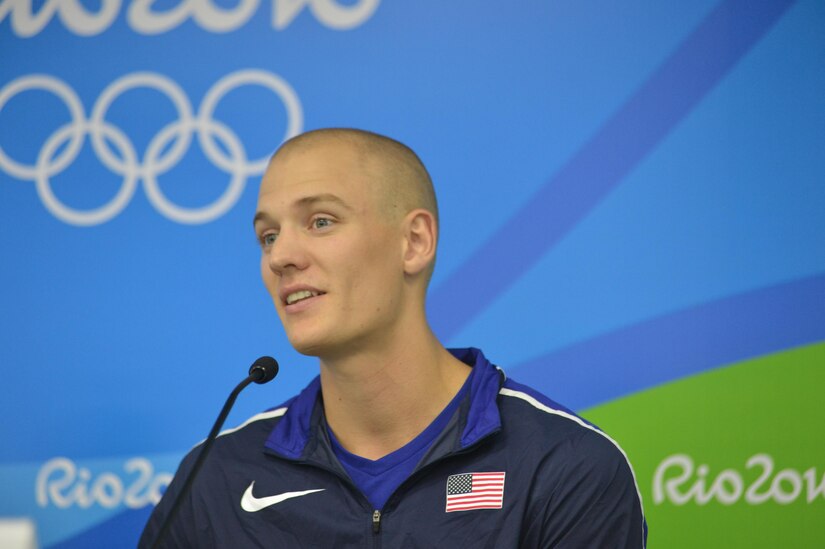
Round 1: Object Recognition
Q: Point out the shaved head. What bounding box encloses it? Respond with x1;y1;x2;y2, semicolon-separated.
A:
270;128;438;228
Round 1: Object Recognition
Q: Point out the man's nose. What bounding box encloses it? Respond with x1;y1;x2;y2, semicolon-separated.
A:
267;228;309;275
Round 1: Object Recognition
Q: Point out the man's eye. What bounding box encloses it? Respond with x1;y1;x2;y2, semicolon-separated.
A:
262;233;278;247
312;217;333;229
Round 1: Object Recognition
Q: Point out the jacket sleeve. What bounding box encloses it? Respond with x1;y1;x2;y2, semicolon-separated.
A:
137;447;204;549
525;428;647;549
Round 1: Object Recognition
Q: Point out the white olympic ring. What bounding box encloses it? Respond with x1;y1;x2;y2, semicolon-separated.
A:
0;70;303;225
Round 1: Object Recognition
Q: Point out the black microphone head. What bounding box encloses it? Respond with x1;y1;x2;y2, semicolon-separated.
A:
249;356;279;384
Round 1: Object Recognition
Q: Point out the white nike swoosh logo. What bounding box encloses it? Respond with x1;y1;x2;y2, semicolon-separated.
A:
240;481;325;512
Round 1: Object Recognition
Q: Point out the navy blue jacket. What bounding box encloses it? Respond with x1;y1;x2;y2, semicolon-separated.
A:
140;348;646;547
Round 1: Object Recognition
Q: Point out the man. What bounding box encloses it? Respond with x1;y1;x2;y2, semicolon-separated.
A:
140;128;647;547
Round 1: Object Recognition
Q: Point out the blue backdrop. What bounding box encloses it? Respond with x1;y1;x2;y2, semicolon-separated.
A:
2;1;823;547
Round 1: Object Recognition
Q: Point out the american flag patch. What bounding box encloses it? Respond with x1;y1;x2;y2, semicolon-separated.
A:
445;472;506;512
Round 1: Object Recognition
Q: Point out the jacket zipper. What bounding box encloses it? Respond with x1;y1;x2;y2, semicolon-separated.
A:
284;458;385;542
372;510;381;533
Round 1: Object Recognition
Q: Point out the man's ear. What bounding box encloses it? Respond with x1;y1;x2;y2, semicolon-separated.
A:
402;209;437;276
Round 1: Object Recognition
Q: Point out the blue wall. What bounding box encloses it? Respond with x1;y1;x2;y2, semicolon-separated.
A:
1;1;823;546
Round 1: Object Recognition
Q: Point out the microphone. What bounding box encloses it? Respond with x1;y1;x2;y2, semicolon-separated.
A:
249;355;279;384
150;356;279;549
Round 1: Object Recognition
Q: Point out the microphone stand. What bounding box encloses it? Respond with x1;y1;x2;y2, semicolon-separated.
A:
151;358;277;548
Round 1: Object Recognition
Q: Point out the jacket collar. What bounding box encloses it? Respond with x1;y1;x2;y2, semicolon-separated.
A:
263;348;504;461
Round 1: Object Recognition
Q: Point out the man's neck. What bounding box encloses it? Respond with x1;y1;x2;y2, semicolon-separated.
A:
318;330;471;461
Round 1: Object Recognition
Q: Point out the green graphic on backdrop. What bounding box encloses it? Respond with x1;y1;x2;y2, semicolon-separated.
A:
583;342;825;548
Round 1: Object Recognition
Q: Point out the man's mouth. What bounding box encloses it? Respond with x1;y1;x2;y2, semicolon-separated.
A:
285;290;324;305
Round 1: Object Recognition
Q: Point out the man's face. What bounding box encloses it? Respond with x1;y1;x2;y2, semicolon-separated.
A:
254;140;406;358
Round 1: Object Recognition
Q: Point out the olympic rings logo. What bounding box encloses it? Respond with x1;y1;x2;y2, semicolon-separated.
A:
0;70;303;225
